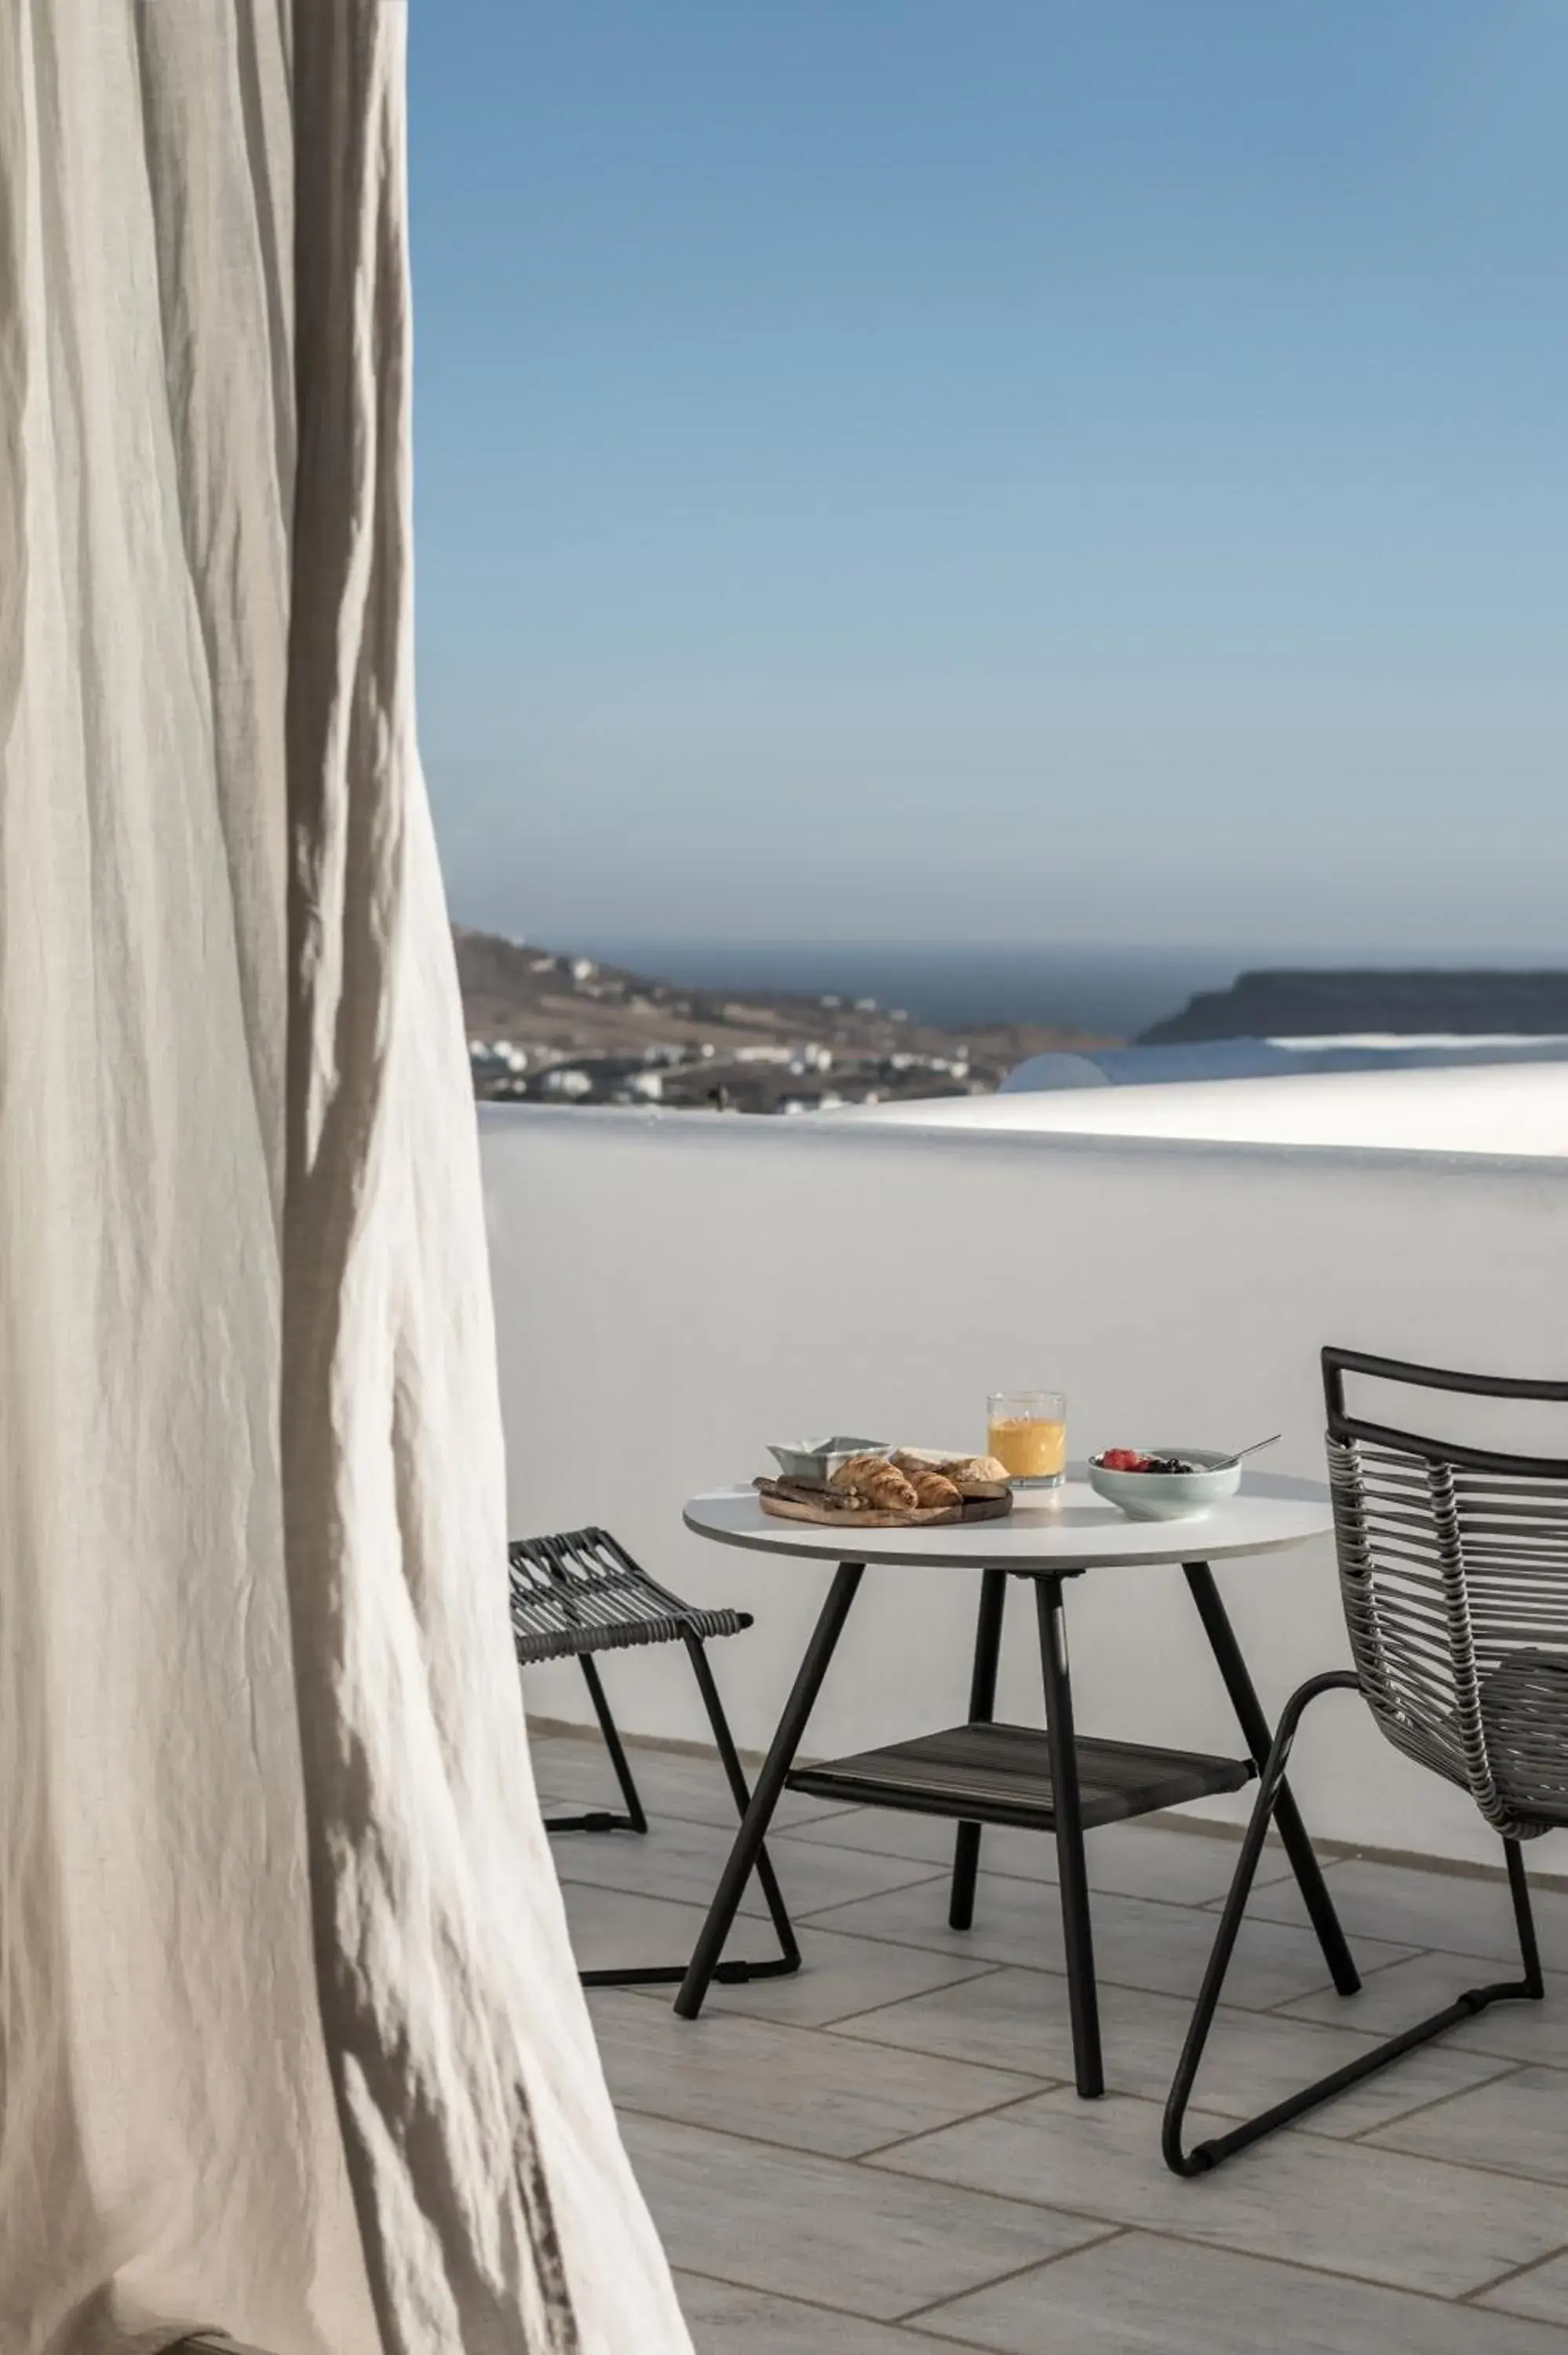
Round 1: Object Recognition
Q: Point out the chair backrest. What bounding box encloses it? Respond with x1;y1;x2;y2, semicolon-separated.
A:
1324;1348;1568;1838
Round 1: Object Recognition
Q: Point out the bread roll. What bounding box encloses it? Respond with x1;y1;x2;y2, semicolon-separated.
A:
934;1454;1011;1499
891;1448;1008;1496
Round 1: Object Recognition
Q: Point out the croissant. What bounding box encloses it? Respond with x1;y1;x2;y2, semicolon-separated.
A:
862;1463;922;1511
908;1470;962;1510
830;1454;920;1513
830;1452;883;1492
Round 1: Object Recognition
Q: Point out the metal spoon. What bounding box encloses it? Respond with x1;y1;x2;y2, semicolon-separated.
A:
1212;1433;1282;1469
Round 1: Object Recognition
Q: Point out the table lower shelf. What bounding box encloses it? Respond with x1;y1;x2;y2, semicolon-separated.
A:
786;1719;1255;1832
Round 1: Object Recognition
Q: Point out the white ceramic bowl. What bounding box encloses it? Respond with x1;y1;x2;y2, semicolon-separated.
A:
768;1436;889;1484
1087;1448;1242;1521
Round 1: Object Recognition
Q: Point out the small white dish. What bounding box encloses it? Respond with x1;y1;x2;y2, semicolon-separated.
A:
768;1436;889;1484
1088;1448;1243;1522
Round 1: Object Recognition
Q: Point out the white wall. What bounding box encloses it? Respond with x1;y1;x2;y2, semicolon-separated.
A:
483;1103;1568;1871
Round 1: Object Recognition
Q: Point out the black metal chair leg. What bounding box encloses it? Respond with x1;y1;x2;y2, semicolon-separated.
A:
676;1561;865;2018
1507;1835;1547;2000
1037;1574;1103;2098
1164;1669;1546;2177
951;1569;1008;1930
583;1652;649;1831
545;1653;651;1836
574;1637;807;1992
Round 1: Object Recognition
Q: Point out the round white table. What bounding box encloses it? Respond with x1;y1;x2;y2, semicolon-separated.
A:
684;1472;1333;1572
673;1472;1360;2097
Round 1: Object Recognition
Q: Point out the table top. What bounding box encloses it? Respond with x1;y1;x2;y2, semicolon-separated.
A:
684;1471;1333;1572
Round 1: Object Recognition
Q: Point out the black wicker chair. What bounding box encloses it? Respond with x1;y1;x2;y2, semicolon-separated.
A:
509;1527;800;1989
1165;1348;1563;2176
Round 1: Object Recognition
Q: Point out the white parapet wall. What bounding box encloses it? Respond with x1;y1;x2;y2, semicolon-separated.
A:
853;1058;1568;1156
482;1097;1568;1871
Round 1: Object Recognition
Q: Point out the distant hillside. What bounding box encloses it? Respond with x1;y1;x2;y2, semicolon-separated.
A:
1140;969;1568;1046
453;926;1115;1112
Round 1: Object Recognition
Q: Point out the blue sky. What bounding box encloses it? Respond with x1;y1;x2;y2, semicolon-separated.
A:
410;1;1566;952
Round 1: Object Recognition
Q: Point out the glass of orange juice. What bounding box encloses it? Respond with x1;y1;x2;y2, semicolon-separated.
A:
988;1390;1067;1489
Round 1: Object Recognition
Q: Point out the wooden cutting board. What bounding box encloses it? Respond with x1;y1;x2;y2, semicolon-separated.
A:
753;1477;1012;1530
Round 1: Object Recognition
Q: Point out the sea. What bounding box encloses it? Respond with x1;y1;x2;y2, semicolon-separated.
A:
571;939;1563;1042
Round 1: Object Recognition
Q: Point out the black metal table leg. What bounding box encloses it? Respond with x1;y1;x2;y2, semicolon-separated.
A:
682;1630;801;1975
950;1568;1008;1930
1037;1573;1103;2098
1183;1559;1359;1997
674;1561;864;2019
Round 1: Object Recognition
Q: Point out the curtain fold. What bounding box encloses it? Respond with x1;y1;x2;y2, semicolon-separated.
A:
0;5;690;2350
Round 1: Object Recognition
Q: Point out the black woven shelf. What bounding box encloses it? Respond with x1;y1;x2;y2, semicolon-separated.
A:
786;1720;1255;1832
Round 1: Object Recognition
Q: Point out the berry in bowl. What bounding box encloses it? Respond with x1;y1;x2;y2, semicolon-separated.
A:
1088;1447;1243;1521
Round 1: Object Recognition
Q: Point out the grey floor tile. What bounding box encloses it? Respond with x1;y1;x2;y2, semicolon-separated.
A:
619;2111;1107;2320
833;1966;1513;2135
793;1807;1296;1906
804;1875;1417;2010
560;1878;762;1977
676;1937;1004;2031
549;1812;946;1919
1368;2065;1568;2184
676;2272;996;2355
787;1806;989;1868
1479;2251;1568;2329
561;1875;1004;2024
1241;1857;1568;1968
589;1988;1049;2156
562;1875;1010;2036
528;1733;848;1831
1282;1952;1568;2065
876;2086;1568;2297
917;2229;1568;2353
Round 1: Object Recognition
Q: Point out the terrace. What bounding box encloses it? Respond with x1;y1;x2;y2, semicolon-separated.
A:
538;1722;1568;2353
486;1070;1568;2349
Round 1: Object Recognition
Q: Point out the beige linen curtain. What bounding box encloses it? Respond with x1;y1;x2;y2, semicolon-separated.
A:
0;5;691;2350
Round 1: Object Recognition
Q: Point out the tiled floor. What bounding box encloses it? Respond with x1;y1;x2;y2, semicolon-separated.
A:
533;1729;1568;2354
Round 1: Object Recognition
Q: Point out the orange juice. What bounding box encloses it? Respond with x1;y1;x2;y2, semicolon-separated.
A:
988;1415;1067;1483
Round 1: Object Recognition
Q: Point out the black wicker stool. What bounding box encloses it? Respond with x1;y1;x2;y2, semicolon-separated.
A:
510;1527;800;1989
